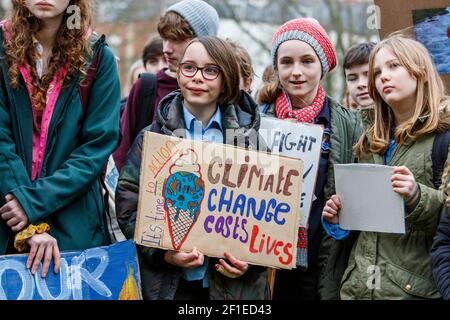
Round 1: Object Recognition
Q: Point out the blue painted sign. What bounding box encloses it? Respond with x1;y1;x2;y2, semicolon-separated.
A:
0;240;142;300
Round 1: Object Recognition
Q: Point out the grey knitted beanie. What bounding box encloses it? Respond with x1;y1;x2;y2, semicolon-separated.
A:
166;0;219;37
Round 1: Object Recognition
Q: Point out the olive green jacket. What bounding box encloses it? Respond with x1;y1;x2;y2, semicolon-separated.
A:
339;134;447;299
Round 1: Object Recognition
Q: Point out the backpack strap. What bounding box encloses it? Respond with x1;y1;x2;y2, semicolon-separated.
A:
134;72;158;137
77;45;117;242
79;46;103;114
432;130;450;189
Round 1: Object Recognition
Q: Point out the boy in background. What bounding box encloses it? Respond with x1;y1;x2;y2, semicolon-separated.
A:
343;42;376;129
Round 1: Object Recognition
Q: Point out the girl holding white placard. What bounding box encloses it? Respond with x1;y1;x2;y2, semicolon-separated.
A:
322;35;450;300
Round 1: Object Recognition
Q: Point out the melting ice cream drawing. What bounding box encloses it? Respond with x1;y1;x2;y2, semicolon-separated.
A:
163;149;205;250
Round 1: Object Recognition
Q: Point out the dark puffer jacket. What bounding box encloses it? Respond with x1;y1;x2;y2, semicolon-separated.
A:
115;90;269;300
431;204;450;300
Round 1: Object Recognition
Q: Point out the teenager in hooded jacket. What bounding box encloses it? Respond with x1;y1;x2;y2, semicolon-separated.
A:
0;0;120;277
116;36;269;300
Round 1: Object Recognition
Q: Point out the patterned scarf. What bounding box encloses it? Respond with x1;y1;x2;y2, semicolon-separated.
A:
275;85;327;269
275;86;326;123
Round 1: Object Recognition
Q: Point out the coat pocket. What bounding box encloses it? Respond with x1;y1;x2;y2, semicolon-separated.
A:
1;154;31;191
340;262;356;287
93;183;107;228
385;263;440;299
338;261;359;300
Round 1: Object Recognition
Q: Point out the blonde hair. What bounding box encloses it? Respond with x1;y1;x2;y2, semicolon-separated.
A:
355;36;450;157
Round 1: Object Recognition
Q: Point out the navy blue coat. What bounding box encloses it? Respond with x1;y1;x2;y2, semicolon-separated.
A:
431;207;450;300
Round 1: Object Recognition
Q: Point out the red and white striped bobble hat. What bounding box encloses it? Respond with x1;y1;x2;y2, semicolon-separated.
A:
271;18;337;78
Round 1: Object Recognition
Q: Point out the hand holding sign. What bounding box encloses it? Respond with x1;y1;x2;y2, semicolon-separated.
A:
164;247;205;269
391;166;420;208
26;232;60;278
322;195;342;225
216;252;249;278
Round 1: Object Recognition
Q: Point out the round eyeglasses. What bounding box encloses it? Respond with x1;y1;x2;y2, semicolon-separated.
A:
179;62;221;80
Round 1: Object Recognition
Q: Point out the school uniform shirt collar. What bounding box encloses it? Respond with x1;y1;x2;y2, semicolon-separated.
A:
182;103;223;143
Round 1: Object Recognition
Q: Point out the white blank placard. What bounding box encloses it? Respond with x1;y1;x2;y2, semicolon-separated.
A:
334;164;405;234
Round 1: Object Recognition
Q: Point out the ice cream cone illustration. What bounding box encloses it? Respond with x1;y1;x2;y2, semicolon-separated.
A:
163;149;205;250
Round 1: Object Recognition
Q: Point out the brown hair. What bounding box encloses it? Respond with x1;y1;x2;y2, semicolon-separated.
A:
178;37;240;106
256;76;281;105
142;36;164;66
226;39;254;85
157;11;195;41
255;64;277;105
262;64;275;83
354;36;450;157
4;0;94;118
343;42;376;74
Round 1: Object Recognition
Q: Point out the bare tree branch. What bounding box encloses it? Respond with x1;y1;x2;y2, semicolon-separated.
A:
220;0;271;53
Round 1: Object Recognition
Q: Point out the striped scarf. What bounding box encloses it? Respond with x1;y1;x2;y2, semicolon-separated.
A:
275;86;326;123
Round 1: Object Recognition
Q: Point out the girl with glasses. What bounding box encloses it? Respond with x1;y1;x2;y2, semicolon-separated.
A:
116;36;269;300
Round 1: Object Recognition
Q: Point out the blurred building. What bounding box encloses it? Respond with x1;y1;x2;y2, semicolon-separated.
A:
95;0;166;96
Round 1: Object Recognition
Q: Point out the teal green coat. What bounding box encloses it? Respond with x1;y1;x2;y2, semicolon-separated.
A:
0;31;121;253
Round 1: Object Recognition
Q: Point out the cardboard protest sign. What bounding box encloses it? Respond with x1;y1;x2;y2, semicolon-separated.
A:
135;132;304;269
259;117;324;228
334;164;405;234
0;240;142;300
374;0;450;91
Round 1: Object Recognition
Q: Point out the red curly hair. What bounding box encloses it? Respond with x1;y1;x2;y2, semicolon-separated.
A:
3;0;94;117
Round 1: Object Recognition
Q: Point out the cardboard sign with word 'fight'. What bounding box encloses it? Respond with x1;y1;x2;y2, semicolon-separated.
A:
135;132;304;269
259;117;324;228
